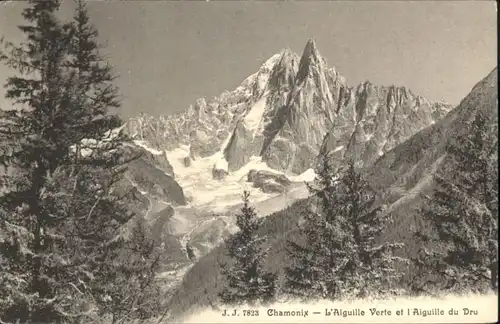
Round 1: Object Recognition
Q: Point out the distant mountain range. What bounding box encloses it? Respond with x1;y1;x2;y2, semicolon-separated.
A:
126;39;452;184
107;39;459;292
109;40;457;276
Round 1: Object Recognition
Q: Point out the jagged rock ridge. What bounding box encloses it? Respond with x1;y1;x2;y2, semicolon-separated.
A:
127;39;453;179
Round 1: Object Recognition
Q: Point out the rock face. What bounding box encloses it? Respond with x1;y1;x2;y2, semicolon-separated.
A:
211;166;228;180
117;143;186;206
150;205;175;240
112;177;151;218
115;143;189;270
319;83;452;170
0;116;186;211
260;40;339;174
224;49;301;172
247;169;292;193
127;39;452;180
126;158;186;206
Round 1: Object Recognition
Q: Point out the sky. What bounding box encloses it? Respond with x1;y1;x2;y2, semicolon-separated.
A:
0;0;497;118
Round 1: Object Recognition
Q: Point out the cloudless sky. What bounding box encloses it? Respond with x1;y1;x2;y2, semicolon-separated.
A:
0;0;497;117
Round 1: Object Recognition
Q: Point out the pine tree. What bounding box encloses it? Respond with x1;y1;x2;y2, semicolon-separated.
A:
65;4;163;322
95;217;162;324
285;158;405;301
333;162;406;298
284;157;343;300
0;2;77;321
0;1;161;322
218;191;277;306
413;111;498;294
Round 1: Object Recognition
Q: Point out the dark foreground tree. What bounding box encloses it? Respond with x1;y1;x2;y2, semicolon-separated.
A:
285;158;405;301
413;112;498;294
218;191;276;305
333;162;406;298
284;157;342;300
0;1;161;323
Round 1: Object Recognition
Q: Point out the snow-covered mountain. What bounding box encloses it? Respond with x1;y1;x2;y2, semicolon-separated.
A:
122;39;454;269
127;39;452;196
0;39;456;281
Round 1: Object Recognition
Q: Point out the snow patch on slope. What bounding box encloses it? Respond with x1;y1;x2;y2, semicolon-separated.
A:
133;140;163;155
242;96;267;136
72;125;127;158
289;168;316;182
214;155;228;172
386;155;446;213
333;145;344;153
236;53;281;95
165;147;279;211
104;123;127;139
231;156;282;180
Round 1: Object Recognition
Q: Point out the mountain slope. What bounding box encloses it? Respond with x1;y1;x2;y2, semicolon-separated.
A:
365;66;498;258
165;67;497;320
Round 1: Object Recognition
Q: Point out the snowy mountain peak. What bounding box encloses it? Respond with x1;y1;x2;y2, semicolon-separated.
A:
261;53;282;71
246;53;282;97
280;47;294;55
277;47;300;64
126;38;453;192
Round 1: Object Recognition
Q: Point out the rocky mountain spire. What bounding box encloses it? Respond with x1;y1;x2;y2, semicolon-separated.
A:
295;38;326;83
126;39;453;178
260;39;336;173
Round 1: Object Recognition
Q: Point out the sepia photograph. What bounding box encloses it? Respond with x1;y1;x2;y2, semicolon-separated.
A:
0;0;497;323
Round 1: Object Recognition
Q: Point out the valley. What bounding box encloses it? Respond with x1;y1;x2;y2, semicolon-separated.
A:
117;40;457;294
